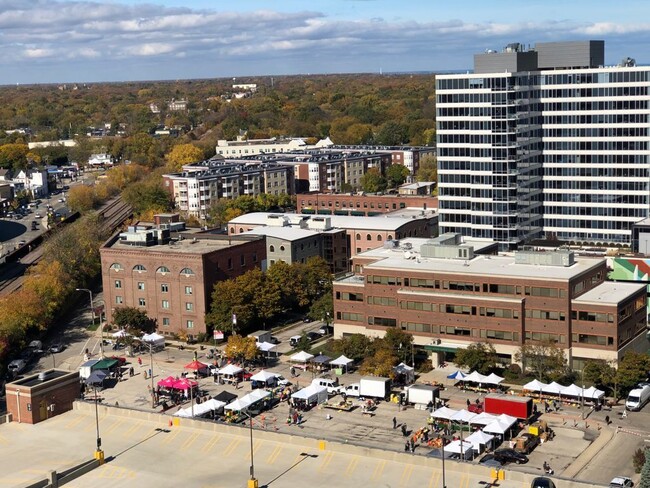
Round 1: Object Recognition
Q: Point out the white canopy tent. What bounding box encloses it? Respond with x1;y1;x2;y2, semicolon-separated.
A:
470;412;498;426
464;371;488;383
450;409;477;423
443;440;474;457
219;364;244;376
523;379;548;392
483;419;511;435
560;384;585;397
584;386;606;400
174;399;226;418
291;351;314;363
542;381;564;395
250;370;279;383
256;342;277;353
497;413;518;426
224;398;250;412
465;430;495;454
246;389;271;403
291;385;328;406
142;332;165;349
330;355;354;372
111;329;130;338
393;362;415;384
430;406;458;420
484;373;504;385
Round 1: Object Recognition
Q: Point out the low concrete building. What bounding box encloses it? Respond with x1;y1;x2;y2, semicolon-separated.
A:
5;370;80;424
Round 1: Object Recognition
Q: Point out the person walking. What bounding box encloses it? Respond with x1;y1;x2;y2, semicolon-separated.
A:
393;416;397;429
605;415;610;425
466;398;471;408
401;423;408;437
137;357;142;367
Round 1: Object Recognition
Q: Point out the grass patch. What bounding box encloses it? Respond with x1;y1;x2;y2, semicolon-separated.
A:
86;320;100;331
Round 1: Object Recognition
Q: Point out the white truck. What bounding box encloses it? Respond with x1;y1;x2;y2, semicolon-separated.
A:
625;384;650;411
406;384;440;405
344;376;391;399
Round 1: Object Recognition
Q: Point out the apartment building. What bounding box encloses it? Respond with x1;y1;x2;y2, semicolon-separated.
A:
296;192;437;216
333;234;648;369
162;161;294;220
100;222;266;337
331;145;436;177
215;135;326;157
437;40;650;249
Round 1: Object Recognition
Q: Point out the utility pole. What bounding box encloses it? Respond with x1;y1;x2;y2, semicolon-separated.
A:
149;343;155;408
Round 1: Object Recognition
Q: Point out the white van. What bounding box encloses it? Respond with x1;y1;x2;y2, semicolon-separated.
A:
626;384;650;411
8;359;26;376
289;335;302;347
312;377;342;395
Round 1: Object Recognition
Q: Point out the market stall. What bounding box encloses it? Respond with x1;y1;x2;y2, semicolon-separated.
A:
217;364;244;384
393;362;415;385
330;355;354;373
291;384;327;410
250;370;279;389
444;440;474;459
174;399;226;418
430;406;458;420
290;351;314;371
465;430;495;455
142;332;165;351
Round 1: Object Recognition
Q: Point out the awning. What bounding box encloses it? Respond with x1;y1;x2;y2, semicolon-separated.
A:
523;379;547;392
93;358;119;370
330;355;354;367
257;342;277;352
250;370;278;383
291;351;314;362
218;364;243;376
430;406;458;420
424;342;464;353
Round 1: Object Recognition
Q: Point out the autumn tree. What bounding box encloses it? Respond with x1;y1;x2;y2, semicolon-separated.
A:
515;340;569;382
121;180;171;217
360;167;387;193
330;334;372;362
386;164;410;188
225;335;260;362
454;342;499;375
166;143;204;172
112;307;156;334
0;143;28;170
416;154;437;184
67;185;98;213
359;348;398;377
377;328;414;366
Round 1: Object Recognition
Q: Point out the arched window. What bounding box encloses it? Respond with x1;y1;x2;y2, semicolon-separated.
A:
230;227;235;234
157;266;170;274
387;235;393;240
180;268;194;276
377;235;382;241
366;234;371;241
280;245;285;251
110;263;123;271
356;234;361;240
269;245;275;252
133;264;146;272
239;228;244;233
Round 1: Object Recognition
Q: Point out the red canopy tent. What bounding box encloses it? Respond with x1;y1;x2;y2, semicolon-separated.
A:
173;378;198;390
157;376;176;388
184;360;208;371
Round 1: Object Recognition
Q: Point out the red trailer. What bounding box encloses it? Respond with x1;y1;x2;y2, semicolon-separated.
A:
484;393;532;419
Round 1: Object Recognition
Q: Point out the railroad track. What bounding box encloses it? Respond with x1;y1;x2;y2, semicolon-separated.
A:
0;197;133;297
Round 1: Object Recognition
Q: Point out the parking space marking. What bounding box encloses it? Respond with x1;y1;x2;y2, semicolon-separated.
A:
344;456;359;477
371;460;386;481
161;428;182;445
267;444;283;464
0;433;9;445
428;469;440;488
399;464;413;486
223;437;241;457
252;440;263;458
104;418;126;435
318;451;333;472
65;414;88;429
202;434;222;451
124;420;144;437
181;432;200;450
460;473;469;488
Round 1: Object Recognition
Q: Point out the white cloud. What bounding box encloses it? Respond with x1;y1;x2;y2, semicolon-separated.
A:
124;43;175;56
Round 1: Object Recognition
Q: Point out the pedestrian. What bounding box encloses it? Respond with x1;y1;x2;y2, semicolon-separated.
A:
605;415;610;425
423;429;429;442
138;357;142;367
427;400;433;413
401;423;407;437
404;441;410;452
409;438;415;453
466;398;471;408
533;404;538;414
475;398;480;405
129;367;134;377
393;416;397;429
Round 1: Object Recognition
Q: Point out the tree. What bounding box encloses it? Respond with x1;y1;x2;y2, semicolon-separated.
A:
359;348;398;377
0;143;28;170
416;154;437;184
616;352;650;395
375;121;409;146
166;143;204;171
266;261;308;309
224;335;259;362
330;334;372;362
295;333;312;353
454;342;499;375
112;307;155;334
583;360;617;394
206;278;254;334
515;340;569;382
121;180;171;216
360;167;387;193
639;449;650;488
66;185;97;213
309;292;333;323
378;328;413;365
385;164;410;188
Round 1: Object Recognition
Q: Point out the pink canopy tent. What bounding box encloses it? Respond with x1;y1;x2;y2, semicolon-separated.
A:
157;376;176;388
173;378;198;390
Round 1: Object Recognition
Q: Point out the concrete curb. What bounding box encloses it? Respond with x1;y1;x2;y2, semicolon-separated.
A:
561;425;614;478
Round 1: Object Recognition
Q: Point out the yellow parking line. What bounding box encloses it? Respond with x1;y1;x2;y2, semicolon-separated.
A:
162;428;182;445
428;469;439;488
318;451;333;472
203;434;222;451
253;440;263;457
181;432;200;450
65;414;87;429
460;473;469;488
371;460;386;481
344;456;359;477
124;420;144;437
104;418;126;435
267;444;283;464
223;438;241;457
0;434;9;445
400;464;413;486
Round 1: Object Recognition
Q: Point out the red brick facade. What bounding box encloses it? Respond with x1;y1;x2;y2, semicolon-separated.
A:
297;193;438;216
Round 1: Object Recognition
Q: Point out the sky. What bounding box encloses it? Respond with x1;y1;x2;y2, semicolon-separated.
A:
4;0;650;84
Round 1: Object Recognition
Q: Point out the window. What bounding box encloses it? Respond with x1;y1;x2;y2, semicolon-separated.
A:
368;316;397;327
137;282;145;291
280;245;285;251
356;234;361;240
139;298;146;306
162;318;170;327
227;258;233;270
186;320;194;329
270;245;275;252
110;263;123;271
185;302;194;311
185;286;193;295
180;268;194;276
114;280;122;289
366;234;371;241
161;300;170;309
161;283;169;293
133;264;146;272
157;266;170;274
253;253;258;262
115;296;123;304
240;255;245;266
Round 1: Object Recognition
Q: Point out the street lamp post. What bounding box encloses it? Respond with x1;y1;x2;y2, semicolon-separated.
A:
76;288;103;357
243;410;258;488
438;433;454;488
92;384;104;464
149;343;156;408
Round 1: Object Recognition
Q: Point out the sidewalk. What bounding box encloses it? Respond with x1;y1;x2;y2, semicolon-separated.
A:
561;423;614;477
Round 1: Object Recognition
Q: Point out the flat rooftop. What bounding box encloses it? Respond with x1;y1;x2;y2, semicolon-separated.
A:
572;281;647;305
105;234;261;255
241;226;319;241
356;238;604;280
230;212;429;231
10;369;74;388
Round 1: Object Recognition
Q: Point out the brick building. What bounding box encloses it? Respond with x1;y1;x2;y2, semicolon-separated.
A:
333;234;648;370
5;370;80;424
296;192;437;216
100;222;266;336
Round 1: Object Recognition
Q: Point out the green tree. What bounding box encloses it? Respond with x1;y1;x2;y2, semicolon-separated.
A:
378;328;413;365
416;154;437;184
515;340;569;382
375;121;409;146
454;342;499;375
359;348;398;377
385;164;410;188
112;307;155;334
360;167;387;193
121;180;171;216
330;334;372;362
616;352;650;395
295;333;312;353
266;261;309;309
206;277;255;334
639;449;650;487
309;292;333;323
583;360;617;394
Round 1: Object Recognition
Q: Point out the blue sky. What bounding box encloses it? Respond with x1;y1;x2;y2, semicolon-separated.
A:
5;0;650;84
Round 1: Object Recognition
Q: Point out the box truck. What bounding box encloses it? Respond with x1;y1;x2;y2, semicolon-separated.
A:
406;384;439;405
626;384;650;411
344;376;391;399
484;393;533;419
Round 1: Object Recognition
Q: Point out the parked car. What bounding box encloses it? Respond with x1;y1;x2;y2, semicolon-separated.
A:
49;343;65;353
610;477;634;488
306;331;321;342
289;335;302;347
318;324;334;336
269;336;281;345
531;477;556;488
302;316;311;323
276;375;291;386
8;359;27;376
478;454;503;468
493;448;528;464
